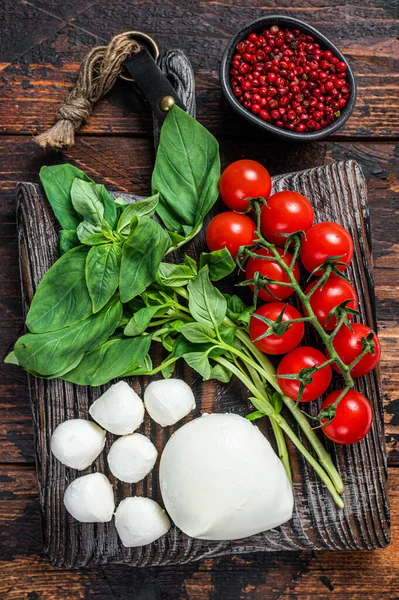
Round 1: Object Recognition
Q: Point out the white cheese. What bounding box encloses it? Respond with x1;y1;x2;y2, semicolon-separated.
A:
144;378;196;426
51;419;106;470
89;381;144;435
115;497;171;547
159;413;293;540
107;433;158;483
64;473;115;523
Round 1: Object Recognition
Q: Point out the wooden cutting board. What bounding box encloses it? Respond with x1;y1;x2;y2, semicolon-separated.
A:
15;53;389;568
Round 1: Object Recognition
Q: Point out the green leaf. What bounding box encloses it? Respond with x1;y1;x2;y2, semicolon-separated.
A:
4;351;19;366
219;325;235;346
85;243;122;312
116;193;159;235
40;164;93;230
161;333;175;352
80;232;111;246
71;179;105;224
172;335;212;358
200;248;235;281
187;266;227;329
124;305;167;337
100;186;118;228
62;334;152;386
152;105;220;234
157;262;195;287
224;293;253;325
180;322;216;343
26;246;92;333
246;410;265;421
123;353;153;376
210;363;232;383
183;351;211;380
58;230;80;255
119;216;170;302
114;196;127;208
72;180;117;242
184;255;198;274
15;298;122;376
161;359;176;379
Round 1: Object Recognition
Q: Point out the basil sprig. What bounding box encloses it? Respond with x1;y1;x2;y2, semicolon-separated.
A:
7;106;224;385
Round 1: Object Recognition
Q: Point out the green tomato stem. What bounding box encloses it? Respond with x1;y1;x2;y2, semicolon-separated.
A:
245;361;292;484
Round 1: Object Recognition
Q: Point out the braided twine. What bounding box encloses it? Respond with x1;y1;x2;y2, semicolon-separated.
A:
35;32;140;151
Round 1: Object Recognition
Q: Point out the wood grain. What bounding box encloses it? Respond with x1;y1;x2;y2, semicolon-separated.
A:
0;0;398;594
0;468;398;598
0;1;398;138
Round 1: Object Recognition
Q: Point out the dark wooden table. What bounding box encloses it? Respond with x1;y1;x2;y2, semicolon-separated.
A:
0;1;398;598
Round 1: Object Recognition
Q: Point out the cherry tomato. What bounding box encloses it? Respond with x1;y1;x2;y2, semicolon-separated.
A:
300;222;354;274
260;190;314;246
249;302;305;355
330;323;381;377
206;212;256;259
277;346;332;402
304;275;358;330
219;160;272;212
320;389;373;444
245;247;300;302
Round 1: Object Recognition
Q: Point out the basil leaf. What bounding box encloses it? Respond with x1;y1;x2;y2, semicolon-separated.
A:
210;364;232;383
114;197;127;208
152;105;220;235
183;351;211;380
26;246;92;333
161;359;175;379
123;352;153;376
71;179;105;223
86;243;122;313
4;351;19;366
187;266;226;329
39;164;93;230
119;216;170;302
219;325;235;346
224;293;253;325
62;334;152;386
184;255;198;275
15;298;122;376
80;232;110;246
172;335;212;358
180;322;216;343
116;193;159;235
58;230;80;255
157;262;195;287
246;410;265;421
200;248;235;281
124;305;167;337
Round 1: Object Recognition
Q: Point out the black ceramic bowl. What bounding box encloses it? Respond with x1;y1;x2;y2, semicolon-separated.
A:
220;16;357;141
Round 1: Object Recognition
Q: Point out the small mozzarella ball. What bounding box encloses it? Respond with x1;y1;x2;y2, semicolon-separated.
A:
89;381;144;435
144;378;196;426
51;419;106;470
115;497;171;547
107;433;157;483
64;473;115;523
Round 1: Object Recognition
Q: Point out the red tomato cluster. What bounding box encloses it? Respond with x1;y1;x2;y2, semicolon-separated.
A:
206;159;380;445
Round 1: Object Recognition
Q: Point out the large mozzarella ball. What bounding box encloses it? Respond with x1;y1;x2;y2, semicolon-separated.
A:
64;473;115;523
107;433;157;483
51;419;106;470
144;378;196;426
115;497;171;547
159;413;293;540
89;381;144;435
